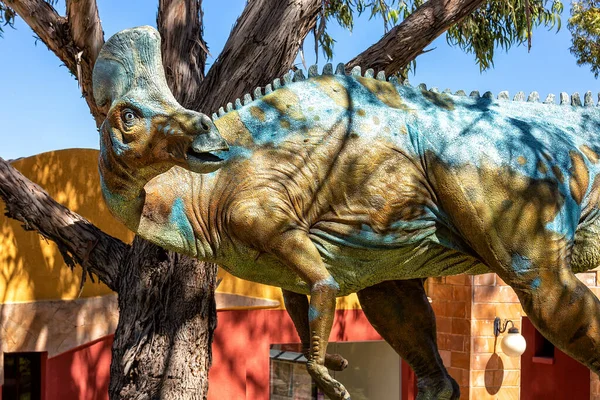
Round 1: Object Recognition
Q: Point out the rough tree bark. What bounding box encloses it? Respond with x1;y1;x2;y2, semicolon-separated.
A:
346;0;487;74
0;0;491;397
110;237;218;398
0;157;124;291
196;0;322;113
66;0;104;103
158;0;208;109
3;0;106;122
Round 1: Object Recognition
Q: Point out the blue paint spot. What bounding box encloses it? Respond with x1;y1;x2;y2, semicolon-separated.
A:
308;305;320;322
219;145;253;161
169;197;195;246
511;253;533;274
531;277;541;290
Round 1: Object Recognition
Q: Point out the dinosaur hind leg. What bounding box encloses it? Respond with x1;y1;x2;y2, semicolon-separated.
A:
429;155;600;375
282;289;349;371
357;279;459;400
502;263;600;375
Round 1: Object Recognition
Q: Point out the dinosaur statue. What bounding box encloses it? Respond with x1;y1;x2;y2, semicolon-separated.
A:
93;26;600;400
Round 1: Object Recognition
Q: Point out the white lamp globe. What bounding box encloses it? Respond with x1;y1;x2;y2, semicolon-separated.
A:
501;327;527;357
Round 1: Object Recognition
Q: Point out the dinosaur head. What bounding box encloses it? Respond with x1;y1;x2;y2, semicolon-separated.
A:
93;26;228;175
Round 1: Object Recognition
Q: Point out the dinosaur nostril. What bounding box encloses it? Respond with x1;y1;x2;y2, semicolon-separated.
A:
199;115;212;132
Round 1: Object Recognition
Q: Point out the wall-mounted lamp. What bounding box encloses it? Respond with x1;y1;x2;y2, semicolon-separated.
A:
494;317;527;357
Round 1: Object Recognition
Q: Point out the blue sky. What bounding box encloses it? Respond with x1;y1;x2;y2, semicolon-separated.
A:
0;0;597;160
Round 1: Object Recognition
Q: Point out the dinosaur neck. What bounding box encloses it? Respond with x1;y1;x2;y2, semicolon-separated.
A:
98;136;154;232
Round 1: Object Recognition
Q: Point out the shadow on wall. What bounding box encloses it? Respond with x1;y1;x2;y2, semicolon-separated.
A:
0;148;133;304
485;352;504;395
0;149;131;393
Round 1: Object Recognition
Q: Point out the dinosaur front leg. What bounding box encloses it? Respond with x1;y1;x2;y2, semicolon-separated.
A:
357;279;459;400
282;289;349;371
272;230;350;400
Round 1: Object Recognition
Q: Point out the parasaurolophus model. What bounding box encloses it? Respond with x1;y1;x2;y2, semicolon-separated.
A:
93;26;600;400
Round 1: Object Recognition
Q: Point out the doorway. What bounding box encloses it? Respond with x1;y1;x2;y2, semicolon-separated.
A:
520;317;590;400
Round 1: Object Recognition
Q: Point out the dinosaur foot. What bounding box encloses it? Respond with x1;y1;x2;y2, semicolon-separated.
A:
416;374;460;400
325;353;348;371
308;362;351;400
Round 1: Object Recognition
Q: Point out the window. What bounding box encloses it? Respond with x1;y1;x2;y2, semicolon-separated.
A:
270;344;321;400
270;342;400;400
3;352;42;400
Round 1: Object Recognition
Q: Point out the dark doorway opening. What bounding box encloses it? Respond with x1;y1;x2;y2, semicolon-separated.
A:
3;352;43;400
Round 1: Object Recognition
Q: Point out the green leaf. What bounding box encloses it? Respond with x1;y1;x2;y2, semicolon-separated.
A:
568;0;600;77
446;0;563;71
0;4;16;38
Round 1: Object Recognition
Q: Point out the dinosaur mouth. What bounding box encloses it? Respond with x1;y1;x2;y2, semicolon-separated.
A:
185;148;226;174
186;148;224;163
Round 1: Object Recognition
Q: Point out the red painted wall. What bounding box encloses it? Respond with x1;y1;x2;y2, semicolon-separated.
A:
520;317;590;400
2;310;414;399
45;336;113;400
208;308;410;400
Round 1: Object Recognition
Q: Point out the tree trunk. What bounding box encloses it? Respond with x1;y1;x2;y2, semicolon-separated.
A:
196;0;321;113
158;0;208;109
110;237;218;399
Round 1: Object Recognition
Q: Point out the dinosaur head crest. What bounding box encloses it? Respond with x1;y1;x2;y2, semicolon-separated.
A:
93;26;228;175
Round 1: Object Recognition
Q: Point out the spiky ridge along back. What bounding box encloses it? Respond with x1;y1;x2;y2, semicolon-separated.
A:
210;63;600;121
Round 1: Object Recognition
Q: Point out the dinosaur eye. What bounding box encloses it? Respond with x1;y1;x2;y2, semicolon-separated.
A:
121;109;137;126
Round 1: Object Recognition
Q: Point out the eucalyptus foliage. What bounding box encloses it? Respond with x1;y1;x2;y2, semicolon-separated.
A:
316;0;424;60
320;0;563;71
0;4;15;37
569;0;600;77
448;0;563;70
3;0;596;77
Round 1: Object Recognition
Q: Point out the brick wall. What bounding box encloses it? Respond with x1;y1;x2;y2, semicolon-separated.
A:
427;275;473;399
470;273;522;400
428;270;600;400
578;271;600;398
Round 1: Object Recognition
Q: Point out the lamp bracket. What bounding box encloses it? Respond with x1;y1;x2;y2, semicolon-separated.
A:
494;317;515;336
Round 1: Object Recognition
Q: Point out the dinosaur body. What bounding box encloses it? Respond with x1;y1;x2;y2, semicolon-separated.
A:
115;72;600;295
93;27;600;400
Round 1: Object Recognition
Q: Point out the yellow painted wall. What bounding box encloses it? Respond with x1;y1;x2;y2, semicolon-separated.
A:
0;149;360;309
0;149;133;302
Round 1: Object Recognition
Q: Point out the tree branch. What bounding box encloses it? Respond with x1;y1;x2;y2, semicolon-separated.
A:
0;157;128;291
66;0;104;104
347;0;486;75
196;0;321;113
157;0;207;109
3;0;106;123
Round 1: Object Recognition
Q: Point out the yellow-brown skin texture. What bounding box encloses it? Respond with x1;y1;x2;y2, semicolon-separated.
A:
99;69;600;400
